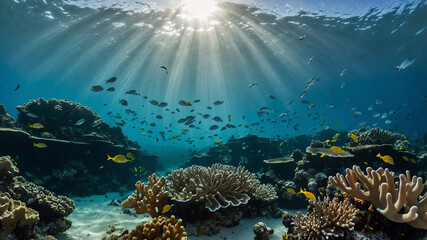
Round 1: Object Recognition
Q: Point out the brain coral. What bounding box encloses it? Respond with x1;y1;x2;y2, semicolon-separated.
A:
166;164;276;212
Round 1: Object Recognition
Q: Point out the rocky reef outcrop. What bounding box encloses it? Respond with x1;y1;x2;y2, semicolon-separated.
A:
0;98;159;196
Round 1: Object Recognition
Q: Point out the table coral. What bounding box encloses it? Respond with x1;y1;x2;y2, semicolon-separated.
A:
121;173;169;217
0;193;39;239
291;197;359;240
329;165;427;229
118;215;187;240
165;164;276;212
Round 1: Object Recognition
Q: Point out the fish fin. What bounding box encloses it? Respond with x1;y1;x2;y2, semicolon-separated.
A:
107;154;112;160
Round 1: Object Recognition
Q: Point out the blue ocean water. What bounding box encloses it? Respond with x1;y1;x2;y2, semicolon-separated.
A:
0;0;426;162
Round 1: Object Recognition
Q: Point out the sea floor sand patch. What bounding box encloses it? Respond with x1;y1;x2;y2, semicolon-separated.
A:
56;192;299;240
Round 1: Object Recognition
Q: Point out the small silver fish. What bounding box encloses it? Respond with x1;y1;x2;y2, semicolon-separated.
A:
308;56;314;64
340;69;347;77
74;119;86;126
395;58;415;70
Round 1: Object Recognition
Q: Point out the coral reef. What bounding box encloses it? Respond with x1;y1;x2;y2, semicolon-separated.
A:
306;146;354;158
329;165;427;229
351;128;407;148
253;183;276;202
0;104;15;128
117;215;187;240
166;164;276;212
289;197;359;240
0;99;160;195
0;193;39;239
253;222;273;240
0;156;19;184
121;173;169;218
0;155;75;238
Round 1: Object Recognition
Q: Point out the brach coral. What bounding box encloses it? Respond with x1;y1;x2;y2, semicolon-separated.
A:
121;173;169;217
291;197;359;240
329;165;427;229
118;215;187;240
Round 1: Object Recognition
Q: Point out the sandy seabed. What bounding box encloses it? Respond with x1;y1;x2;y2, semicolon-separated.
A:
56;192;298;240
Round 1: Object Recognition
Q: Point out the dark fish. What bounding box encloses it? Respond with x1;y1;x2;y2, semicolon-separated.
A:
202;114;210;119
267;94;276;99
185;115;196;121
149;100;159;106
210;125;219;130
158;102;168;107
125;90;140;96
106;87;115;92
207;106;212;110
178;118;186;123
176;108;180;112
160;65;168;74
249;83;258;88
119;99;128;106
212;116;223;122
156;115;163;119
106;77;117;83
178;100;192;106
194;99;201;103
91;85;104;92
14;84;20;91
213;100;224;105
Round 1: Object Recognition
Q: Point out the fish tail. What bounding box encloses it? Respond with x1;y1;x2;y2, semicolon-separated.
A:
33;143;36;147
107;154;112;160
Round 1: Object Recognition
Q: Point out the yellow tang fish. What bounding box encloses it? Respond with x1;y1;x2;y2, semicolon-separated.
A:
162;204;172;214
348;133;358;143
299;188;316;200
214;140;223;144
287;188;296;195
320;153;325;158
330;146;345;154
107;154;132;163
33;142;47;148
30;123;44;129
376;153;394;165
332;133;340;139
402;156;409;161
127;152;135;160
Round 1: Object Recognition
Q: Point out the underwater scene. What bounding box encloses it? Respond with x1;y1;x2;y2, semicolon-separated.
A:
0;0;427;239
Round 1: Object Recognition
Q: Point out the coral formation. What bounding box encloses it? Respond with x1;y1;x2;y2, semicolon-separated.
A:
0;155;75;237
117;215;187;240
0;104;16;128
0;156;19;183
121;173;169;217
329;165;427;229
352;128;407;147
0;193;39;239
306;146;354;158
253;222;274;240
253;184;276;202
0;99;160;195
290;197;359;239
166;164;276;212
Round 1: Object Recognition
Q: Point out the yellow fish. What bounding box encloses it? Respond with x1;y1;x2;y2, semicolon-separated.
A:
330;146;345;153
402;156;409;161
134;167;137;172
280;142;285;147
33;142;47;148
347;98;350;103
299;188;316;200
403;140;408;143
127;152;136;160
162;204;172;214
140;127;144;130
142;133;146;136
410;158;417;164
287;188;296;195
199;137;204;140
332;133;340;140
320;153;325;158
172;135;178;139
107;154;132;163
30;123;44;129
363;162;368;165
376;153;394;165
214;140;223;144
99;166;104;169
89;199;95;202
43;132;51;136
228;150;232;153
183;128;189;132
348;133;358;143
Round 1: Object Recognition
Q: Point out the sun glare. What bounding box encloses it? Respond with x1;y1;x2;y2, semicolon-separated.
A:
181;0;218;19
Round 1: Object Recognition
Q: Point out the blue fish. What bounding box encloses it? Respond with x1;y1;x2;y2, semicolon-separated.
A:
395;58;415;70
